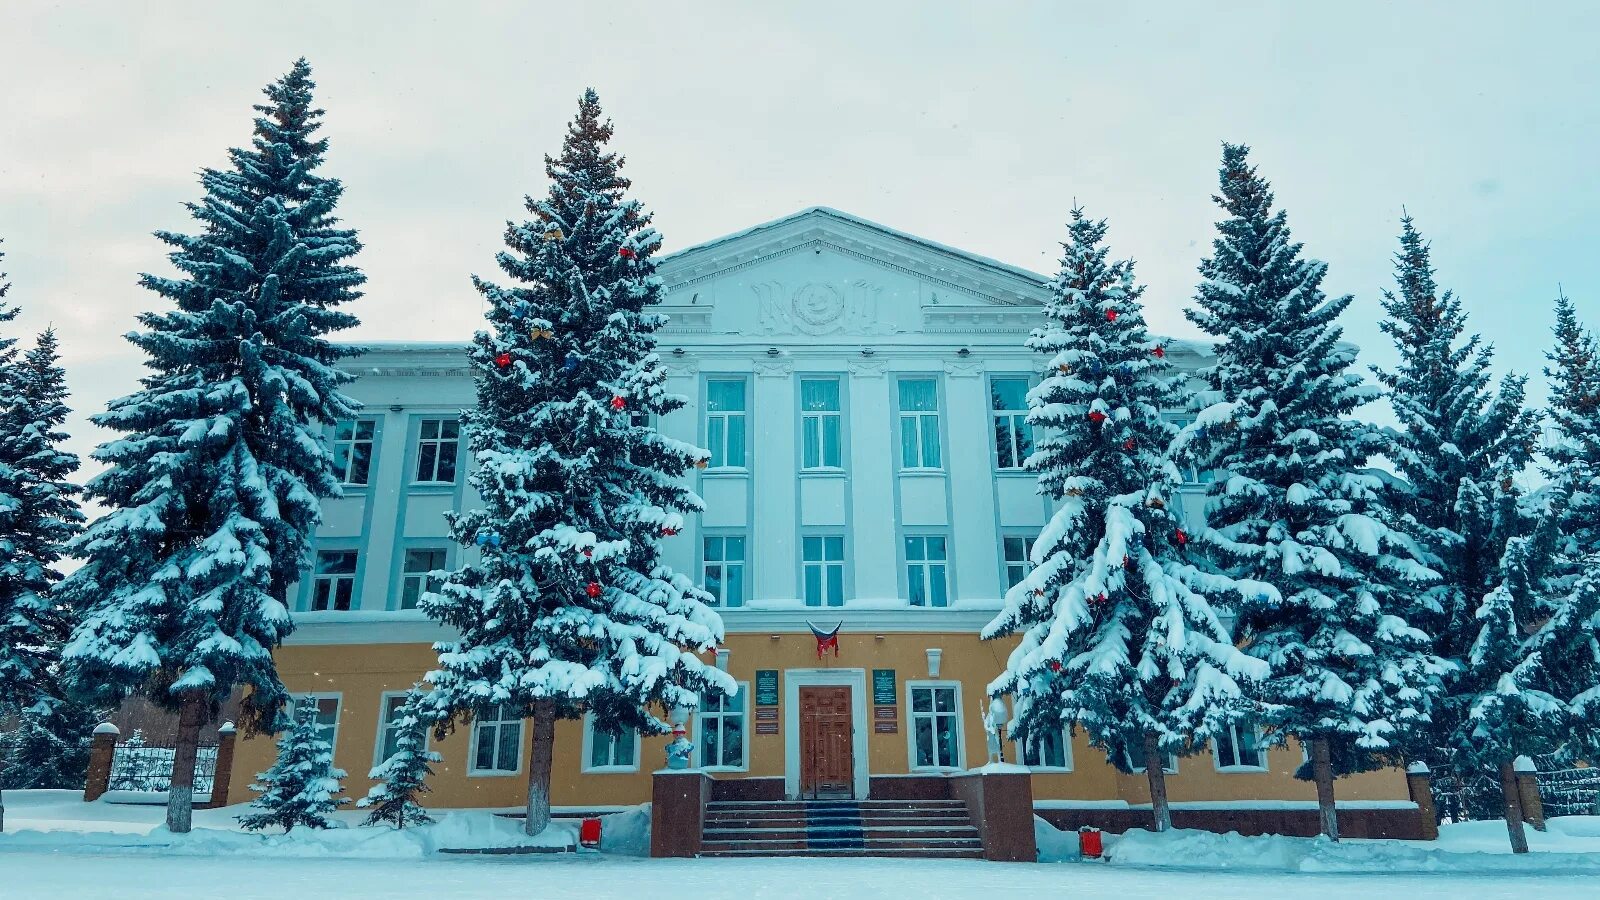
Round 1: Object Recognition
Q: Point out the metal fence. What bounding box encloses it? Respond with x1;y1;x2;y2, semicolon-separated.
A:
108;741;218;795
1429;753;1600;822
1537;760;1600;817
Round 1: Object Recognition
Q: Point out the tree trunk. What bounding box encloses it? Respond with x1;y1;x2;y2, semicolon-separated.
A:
166;693;208;834
523;700;556;837
1143;732;1172;833
1310;736;1339;842
1498;760;1530;854
1;787;7;832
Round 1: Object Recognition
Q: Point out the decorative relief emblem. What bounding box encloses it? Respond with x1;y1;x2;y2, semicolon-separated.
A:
755;280;886;336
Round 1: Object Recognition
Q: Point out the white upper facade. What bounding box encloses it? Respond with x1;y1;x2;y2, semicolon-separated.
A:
289;208;1212;645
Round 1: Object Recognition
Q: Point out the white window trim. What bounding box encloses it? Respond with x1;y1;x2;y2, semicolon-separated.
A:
1001;533;1036;591
1013;726;1074;773
701;532;748;609
906;680;964;772
412;417;462;486
330;417;378;487
372;690;427;769
580;715;642;774
799;376;845;472
396;545;450;612
1211;724;1270;773
467;705;524;777
989;376;1033;471
801;533;847;608
903;533;952;608
308;548;360;612
693;681;751;772
895;377;944;472
1123;747;1180;775
704;378;749;472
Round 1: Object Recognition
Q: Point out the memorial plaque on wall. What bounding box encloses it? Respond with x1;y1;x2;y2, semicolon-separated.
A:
873;706;898;733
873;721;898;734
755;669;779;706
755;707;779;735
872;669;897;706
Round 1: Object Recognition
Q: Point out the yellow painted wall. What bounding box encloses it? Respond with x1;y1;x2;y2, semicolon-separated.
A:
230;632;1411;809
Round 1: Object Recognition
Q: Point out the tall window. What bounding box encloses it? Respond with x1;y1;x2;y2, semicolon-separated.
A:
375;693;411;765
1002;535;1034;590
991;378;1033;469
1214;723;1268;771
705;380;747;469
1124;747;1180;774
470;704;521;774
800;378;842;470
1020;728;1072;771
399;548;447;610
802;535;845;607
331;419;376;486
699;683;747;769
910;684;961;769
897;378;942;469
703;535;746;608
415;418;461;484
299;695;341;750
585;719;638;771
904;535;949;608
310;550;358;611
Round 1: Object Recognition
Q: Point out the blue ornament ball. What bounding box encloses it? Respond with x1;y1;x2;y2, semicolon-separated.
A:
563;353;579;371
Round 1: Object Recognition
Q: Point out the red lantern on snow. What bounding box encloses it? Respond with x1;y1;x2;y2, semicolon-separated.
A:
1106;309;1118;322
610;395;626;410
586;581;602;598
495;352;512;368
1088;410;1107;425
618;247;636;259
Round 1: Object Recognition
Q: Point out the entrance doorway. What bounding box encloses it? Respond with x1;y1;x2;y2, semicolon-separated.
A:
799;685;854;799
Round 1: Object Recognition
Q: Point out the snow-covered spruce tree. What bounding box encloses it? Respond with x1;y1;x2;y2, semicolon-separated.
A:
983;208;1269;832
0;251;87;831
59;59;363;834
419;89;733;836
239;696;349;832
1543;293;1600;594
1368;216;1540;771
358;687;439;829
1174;144;1446;841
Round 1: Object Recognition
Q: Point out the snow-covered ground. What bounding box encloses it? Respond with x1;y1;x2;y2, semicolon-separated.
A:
1;791;1597;899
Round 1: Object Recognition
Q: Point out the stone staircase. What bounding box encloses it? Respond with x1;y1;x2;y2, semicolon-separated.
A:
699;798;984;858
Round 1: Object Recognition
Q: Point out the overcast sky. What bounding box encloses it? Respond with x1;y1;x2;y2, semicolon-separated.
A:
1;0;1596;479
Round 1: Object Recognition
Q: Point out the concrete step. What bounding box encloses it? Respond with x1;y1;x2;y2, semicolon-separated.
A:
699;847;986;859
705;814;975;829
703;825;979;841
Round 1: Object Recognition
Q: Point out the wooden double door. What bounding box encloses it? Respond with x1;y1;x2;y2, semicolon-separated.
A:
799;686;855;799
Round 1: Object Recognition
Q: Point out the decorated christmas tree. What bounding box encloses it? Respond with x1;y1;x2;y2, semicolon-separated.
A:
358;688;439;829
239;696;349;832
60;59;363;833
1175;144;1447;840
984;208;1269;832
419;89;733;836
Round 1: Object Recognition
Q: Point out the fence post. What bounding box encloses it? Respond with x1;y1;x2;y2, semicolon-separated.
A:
207;722;238;808
83;723;120;802
1515;756;1546;831
1405;762;1439;840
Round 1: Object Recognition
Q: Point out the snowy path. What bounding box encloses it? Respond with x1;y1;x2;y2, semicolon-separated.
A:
0;850;1594;900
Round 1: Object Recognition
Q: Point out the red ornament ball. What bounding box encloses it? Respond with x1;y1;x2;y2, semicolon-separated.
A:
1175;528;1189;547
582;547;593;558
618;247;636;259
1049;660;1063;673
586;581;602;598
1152;345;1166;358
661;527;678;537
1088;410;1107;425
1106;309;1119;322
495;352;511;368
610;395;626;410
1123;438;1136;451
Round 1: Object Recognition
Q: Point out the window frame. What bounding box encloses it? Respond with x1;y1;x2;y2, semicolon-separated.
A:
895;376;944;471
798;376;845;473
581;715;642;774
1167;415;1218;485
295;692;342;754
1001;533;1036;591
989;376;1034;471
1212;723;1270;773
694;681;750;772
703;377;750;471
396;544;450;611
906;680;964;772
903;533;951;608
801;532;847;607
306;547;361;612
1123;747;1180;775
1015;726;1074;773
467;703;524;777
372;690;424;769
701;531;748;609
329;417;380;488
412;416;463;486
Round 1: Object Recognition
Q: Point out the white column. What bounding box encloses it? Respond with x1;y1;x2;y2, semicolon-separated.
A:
355;409;411;611
944;362;1003;603
848;361;897;601
662;361;701;580
752;361;797;601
